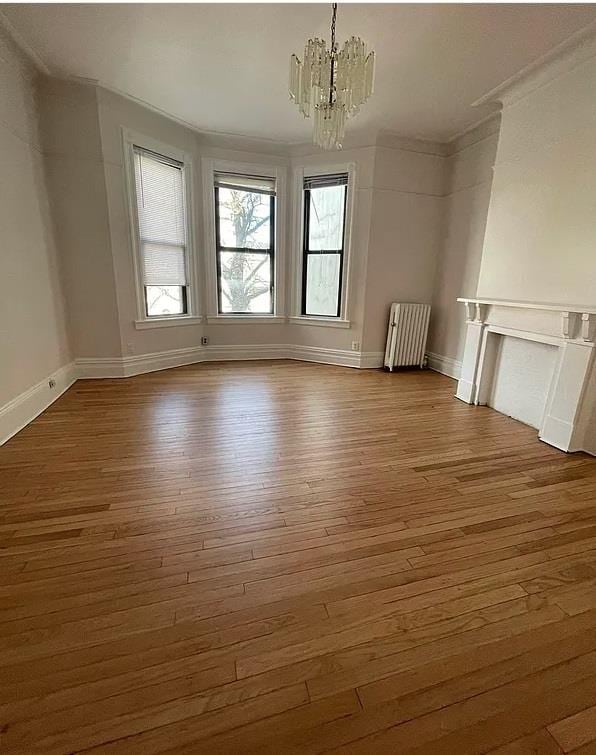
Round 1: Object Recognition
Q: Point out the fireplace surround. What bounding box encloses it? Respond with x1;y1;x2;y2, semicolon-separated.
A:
456;298;596;455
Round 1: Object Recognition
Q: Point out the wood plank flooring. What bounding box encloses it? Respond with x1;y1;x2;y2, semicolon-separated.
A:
1;360;596;753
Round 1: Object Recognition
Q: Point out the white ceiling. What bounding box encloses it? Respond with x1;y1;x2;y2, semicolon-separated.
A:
4;3;596;143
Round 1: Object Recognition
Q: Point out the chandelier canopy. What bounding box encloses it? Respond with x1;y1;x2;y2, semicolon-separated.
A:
289;3;375;150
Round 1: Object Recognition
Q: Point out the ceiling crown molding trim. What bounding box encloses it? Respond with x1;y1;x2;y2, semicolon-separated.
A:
375;131;449;157
472;20;596;108
446;112;502;156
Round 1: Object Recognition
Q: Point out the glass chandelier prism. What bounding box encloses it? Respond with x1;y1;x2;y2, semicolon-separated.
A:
289;3;375;150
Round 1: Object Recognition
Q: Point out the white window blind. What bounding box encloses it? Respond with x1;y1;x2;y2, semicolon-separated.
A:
214;172;276;196
133;147;187;287
303;173;348;190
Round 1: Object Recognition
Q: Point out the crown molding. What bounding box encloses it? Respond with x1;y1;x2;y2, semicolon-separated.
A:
473;20;596;108
446;112;502;156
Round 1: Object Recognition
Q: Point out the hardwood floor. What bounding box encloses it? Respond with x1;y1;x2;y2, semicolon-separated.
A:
1;360;596;753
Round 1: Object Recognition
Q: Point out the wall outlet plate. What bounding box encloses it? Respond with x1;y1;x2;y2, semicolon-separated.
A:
201;337;209;345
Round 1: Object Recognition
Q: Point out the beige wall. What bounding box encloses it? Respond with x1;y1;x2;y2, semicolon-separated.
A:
478;47;596;306
97;87;205;356
361;142;446;354
427;118;499;365
39;78;122;358
42;80;436;361
0;26;71;406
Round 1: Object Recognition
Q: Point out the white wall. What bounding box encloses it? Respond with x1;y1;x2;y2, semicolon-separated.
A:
362;140;446;354
478;42;596;306
0;26;71;409
427;118;499;368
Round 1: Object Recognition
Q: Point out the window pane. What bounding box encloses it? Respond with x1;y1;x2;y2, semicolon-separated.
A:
308;185;345;251
145;285;185;317
219;251;272;313
218;188;271;249
305;253;341;316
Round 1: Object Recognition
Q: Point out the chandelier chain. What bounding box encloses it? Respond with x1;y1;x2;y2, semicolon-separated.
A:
329;3;338;105
330;3;337;52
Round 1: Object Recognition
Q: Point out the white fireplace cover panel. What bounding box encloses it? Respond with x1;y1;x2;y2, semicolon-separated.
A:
488;335;558;429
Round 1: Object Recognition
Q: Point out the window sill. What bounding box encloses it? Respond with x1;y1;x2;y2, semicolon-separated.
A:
206;315;286;325
288;316;351;329
134;316;203;330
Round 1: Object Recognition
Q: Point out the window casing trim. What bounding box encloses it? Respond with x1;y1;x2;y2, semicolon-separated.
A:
202;157;287;320
122;128;200;324
290;162;356;323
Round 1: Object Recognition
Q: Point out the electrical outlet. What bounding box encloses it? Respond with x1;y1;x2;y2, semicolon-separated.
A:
351;341;360;352
48;379;56;389
201;336;209;346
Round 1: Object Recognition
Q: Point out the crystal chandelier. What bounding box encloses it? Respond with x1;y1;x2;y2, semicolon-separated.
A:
289;3;375;150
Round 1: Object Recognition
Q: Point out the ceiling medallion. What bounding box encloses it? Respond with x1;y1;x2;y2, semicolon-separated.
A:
289;3;375;150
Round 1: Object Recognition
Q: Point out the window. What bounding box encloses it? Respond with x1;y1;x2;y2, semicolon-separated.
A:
133;146;189;318
214;172;275;314
302;173;348;317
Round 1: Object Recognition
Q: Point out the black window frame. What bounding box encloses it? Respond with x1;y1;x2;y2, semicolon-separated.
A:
301;178;348;318
144;284;188;318
214;183;275;316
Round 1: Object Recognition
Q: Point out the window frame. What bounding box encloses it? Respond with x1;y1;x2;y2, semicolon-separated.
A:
123;129;200;326
301;180;348;319
202;158;287;323
290;162;356;326
213;181;276;316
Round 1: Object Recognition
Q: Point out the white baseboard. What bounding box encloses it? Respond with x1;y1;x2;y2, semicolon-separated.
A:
426;351;462;380
76;346;204;379
77;344;384;378
0;361;78;445
360;351;385;369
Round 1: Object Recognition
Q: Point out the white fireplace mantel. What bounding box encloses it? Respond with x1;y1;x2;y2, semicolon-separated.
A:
456;297;596;455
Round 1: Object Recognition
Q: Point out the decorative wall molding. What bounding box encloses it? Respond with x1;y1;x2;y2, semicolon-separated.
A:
0;361;78;445
426;351;462;380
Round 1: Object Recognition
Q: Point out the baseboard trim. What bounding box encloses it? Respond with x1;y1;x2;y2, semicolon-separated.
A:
0;361;78;445
426;351;462;380
76;343;383;379
76;346;205;378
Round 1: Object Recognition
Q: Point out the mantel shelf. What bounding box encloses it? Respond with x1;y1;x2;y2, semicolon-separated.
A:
457;297;596;315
